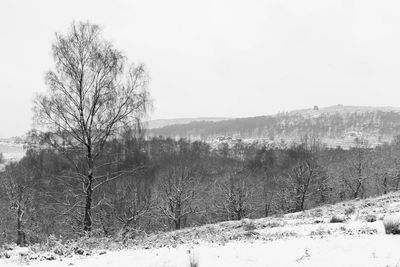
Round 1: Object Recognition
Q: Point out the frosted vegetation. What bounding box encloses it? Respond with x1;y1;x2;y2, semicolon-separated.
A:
2;192;400;266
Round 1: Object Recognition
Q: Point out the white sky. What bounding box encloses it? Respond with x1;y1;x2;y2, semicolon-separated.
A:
1;0;400;138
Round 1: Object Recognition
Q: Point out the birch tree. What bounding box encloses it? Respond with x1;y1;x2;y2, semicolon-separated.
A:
34;21;150;232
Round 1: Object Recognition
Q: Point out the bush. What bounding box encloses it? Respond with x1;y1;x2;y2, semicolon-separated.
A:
383;214;400;234
241;219;257;231
344;205;356;215
29;235;126;257
330;215;346;223
311;208;323;217
365;214;377;223
264;221;285;228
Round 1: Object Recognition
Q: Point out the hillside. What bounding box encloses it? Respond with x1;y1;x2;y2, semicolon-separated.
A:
145;117;230;129
289;105;400;117
2;192;400;266
148;105;400;148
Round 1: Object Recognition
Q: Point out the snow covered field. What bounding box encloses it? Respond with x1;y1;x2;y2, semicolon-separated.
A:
3;235;400;267
3;192;400;266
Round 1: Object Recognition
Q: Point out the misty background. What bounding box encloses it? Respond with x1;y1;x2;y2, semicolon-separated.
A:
1;0;400;137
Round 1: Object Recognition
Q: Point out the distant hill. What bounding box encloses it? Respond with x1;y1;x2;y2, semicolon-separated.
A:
147;105;400;148
289;105;400;117
145;117;230;129
0;142;25;168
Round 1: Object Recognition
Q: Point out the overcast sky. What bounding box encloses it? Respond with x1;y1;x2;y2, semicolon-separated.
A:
1;0;400;137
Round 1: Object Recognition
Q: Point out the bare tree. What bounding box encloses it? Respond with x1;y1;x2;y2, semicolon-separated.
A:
342;138;371;199
248;146;278;217
369;145;397;195
288;161;316;212
158;164;198;230
34;21;150;232
287;135;325;212
156;140;208;230
1;160;35;246
115;181;152;236
261;176;277;217
215;171;254;221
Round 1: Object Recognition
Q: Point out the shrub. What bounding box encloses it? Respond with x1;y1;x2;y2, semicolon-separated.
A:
311;208;323;217
344;205;356;215
383;214;400;234
330;215;346;223
243;230;259;238
242;219;257;231
310;227;329;236
365;214;377;223
264;221;285;228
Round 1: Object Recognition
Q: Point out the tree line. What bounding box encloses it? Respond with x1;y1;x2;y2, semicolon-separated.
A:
148;111;400;141
1;132;400;245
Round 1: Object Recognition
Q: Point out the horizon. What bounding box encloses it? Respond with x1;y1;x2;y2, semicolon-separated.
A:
147;103;400;120
3;103;400;138
3;1;400;138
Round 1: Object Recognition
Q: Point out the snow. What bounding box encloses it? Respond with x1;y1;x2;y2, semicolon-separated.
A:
3;235;400;267
3;192;400;266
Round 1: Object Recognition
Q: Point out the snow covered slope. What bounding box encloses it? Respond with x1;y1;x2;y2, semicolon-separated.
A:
3;192;400;266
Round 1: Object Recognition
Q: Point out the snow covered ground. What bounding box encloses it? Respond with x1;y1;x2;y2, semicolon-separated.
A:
3;192;400;266
2;235;400;267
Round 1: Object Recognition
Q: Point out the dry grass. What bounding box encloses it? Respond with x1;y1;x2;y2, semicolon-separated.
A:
383;213;400;234
188;249;199;267
330;215;346;223
344;205;356;215
365;214;377;222
242;219;257;231
5;191;400;263
29;235;125;259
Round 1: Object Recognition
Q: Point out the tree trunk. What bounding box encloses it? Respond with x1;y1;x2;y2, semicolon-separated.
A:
265;203;270;217
236;210;243;220
83;149;94;233
16;204;26;246
83;174;93;232
294;188;304;212
353;181;362;199
174;201;181;230
395;172;400;190
300;191;306;211
174;219;181;230
383;176;388;194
